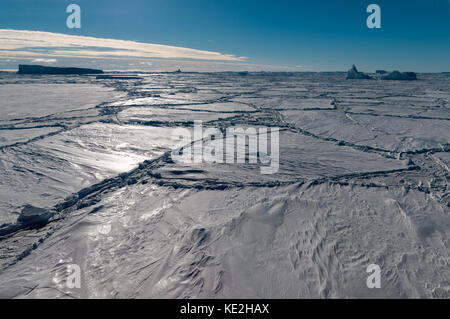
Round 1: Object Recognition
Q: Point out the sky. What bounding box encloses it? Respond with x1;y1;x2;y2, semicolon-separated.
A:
0;0;449;72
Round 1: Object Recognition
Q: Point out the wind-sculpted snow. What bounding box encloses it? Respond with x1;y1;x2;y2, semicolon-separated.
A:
117;107;239;125
434;153;450;171
0;83;121;121
154;130;408;186
0;72;448;298
0;124;183;224
0;183;448;298
281;110;450;152
0;126;61;147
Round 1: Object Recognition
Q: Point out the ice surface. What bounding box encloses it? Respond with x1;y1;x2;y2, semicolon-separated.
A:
0;83;120;121
0;182;448;298
0;124;182;224
0;72;448;299
174;102;255;112
281;109;450;152
117;107;238;124
154;129;408;186
0;126;61;147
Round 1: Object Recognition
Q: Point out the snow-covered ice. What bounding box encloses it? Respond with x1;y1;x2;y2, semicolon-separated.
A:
0;72;448;298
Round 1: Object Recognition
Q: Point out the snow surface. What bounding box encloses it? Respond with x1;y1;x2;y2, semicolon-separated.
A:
0;72;448;298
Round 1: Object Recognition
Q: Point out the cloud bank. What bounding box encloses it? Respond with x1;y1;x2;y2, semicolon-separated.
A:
0;29;245;62
31;58;58;63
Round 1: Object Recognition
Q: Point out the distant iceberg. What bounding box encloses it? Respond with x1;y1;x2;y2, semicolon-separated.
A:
381;71;417;81
346;65;372;79
96;75;142;80
18;64;103;75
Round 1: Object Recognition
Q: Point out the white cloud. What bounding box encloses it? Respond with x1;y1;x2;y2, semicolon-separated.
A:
31;58;58;63
0;29;245;62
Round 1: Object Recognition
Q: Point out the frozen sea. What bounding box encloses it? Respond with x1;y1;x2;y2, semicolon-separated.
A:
0;71;448;298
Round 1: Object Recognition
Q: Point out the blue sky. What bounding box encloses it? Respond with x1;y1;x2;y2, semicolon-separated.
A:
0;0;449;71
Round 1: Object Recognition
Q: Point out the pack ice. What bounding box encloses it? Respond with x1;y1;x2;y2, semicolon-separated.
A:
0;71;448;299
